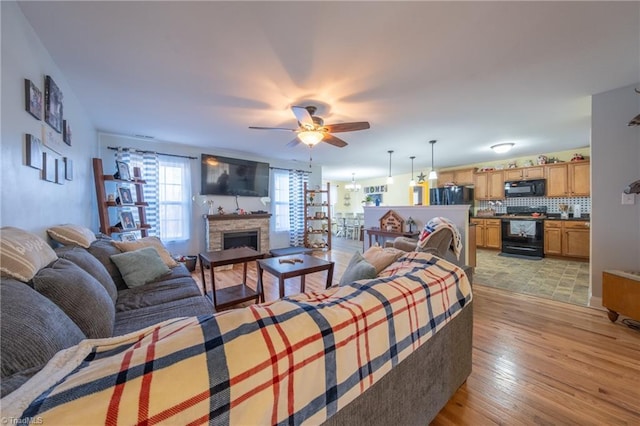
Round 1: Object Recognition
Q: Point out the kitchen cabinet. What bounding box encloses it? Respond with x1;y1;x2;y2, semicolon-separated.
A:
544;220;590;259
504;166;544;181
437;168;474;187
470;218;501;249
474;171;504;200
545;161;590;197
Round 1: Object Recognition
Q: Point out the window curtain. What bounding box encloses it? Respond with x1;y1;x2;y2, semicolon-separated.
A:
288;170;309;247
115;149;160;237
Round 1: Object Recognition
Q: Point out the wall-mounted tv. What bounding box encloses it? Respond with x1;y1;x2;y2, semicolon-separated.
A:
201;154;269;197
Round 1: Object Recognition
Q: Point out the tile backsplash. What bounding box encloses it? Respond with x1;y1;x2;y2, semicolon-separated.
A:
477;196;590;214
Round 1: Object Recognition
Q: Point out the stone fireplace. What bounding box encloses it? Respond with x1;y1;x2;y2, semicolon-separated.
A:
204;214;271;254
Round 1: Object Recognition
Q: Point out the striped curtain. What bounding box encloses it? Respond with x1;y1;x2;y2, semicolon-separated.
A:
114;149;160;238
288;170;309;247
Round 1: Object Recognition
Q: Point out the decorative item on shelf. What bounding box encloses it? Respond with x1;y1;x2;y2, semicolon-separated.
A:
495;164;505;170
559;204;569;219
537;155;547;165
114;160;131;180
119;211;136;230
571;153;585;162
315;211;324;219
107;193;115;202
217;206;225;215
547;156;562;164
362;195;373;206
523;159;534;167
508;161;517;168
309;191;315;204
379;210;404;233
117;187;133;205
406;217;416;233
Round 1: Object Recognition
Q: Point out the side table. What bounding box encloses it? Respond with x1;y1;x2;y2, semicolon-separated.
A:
257;254;334;299
199;247;265;311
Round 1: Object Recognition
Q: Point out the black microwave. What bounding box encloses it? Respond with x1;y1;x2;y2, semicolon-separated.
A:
504;179;546;197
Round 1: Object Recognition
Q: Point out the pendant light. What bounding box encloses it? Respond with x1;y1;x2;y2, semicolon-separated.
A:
428;140;438;181
387;150;394;184
409;156;416;187
345;173;361;192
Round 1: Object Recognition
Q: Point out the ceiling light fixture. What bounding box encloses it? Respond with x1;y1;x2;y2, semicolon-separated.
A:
345;173;361;192
297;130;324;146
428;140;438;181
491;142;515;154
409;156;416;187
387;150;394;184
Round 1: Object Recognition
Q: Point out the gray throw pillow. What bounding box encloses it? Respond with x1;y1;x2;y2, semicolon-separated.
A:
339;252;377;286
88;236;127;290
110;247;171;289
56;246;118;304
31;258;115;338
1;278;85;397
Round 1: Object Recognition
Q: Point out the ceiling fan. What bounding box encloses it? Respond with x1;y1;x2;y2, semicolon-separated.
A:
249;105;370;148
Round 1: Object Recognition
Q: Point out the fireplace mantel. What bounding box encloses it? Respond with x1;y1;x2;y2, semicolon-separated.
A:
204;214;271;253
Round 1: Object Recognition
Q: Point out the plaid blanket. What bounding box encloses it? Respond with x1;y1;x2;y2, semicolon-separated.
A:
2;252;472;425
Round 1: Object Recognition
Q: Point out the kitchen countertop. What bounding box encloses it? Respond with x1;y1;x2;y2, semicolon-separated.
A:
471;214;590;221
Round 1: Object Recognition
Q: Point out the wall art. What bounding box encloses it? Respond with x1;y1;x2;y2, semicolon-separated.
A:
44;75;63;133
63;120;72;146
24;79;43;120
64;157;73;181
42;124;65;154
55;158;65;185
42;152;56;182
25;134;43;169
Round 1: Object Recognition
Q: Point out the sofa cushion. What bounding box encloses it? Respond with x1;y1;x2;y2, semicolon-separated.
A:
112;236;179;268
339;252;377;286
362;246;405;274
154;263;193;282
55;246;118;303
31;259;115;338
47;224;96;248
0;227;58;282
1;278;85;397
113;296;213;336
88;236;127;290
110;247;171;288
116;277;202;312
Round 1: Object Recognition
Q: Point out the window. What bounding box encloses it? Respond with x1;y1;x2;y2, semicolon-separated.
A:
158;157;191;241
273;169;290;232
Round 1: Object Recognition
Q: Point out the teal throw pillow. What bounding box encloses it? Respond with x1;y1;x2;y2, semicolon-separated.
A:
338;251;377;286
110;247;170;288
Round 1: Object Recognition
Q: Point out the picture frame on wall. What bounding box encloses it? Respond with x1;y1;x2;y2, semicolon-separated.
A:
42;152;56;182
44;75;63;133
119;211;136;230
64;157;73;181
63;120;72;146
55;158;65;185
25;134;43;169
115;160;131;181
117;186;133;205
42;124;65;155
24;79;43;120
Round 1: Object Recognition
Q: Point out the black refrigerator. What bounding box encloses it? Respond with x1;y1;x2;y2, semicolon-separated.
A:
430;186;474;206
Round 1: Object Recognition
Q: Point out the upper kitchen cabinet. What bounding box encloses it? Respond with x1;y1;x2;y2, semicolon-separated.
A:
546;161;590;197
503;166;545;181
437;168;475;187
474;170;504;200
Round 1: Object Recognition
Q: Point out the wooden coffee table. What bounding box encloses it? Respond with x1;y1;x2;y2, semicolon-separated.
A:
257;254;335;299
199;247;265;310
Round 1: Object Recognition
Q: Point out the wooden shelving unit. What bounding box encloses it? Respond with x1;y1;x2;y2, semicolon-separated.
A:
92;157;151;237
303;182;332;251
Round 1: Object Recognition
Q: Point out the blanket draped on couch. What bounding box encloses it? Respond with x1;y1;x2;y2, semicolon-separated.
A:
3;252;472;425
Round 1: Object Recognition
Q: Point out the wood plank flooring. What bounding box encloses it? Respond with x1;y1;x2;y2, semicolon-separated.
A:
193;240;640;425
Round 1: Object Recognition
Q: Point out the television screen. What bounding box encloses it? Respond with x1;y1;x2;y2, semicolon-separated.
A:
201;154;269;197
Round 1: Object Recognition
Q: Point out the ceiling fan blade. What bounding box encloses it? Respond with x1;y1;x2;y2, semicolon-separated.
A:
291;106;314;128
322;134;348;148
324;122;370;133
286;137;302;148
248;126;297;131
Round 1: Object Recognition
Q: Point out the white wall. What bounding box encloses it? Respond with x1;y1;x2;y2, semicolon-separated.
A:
590;83;640;305
1;2;98;238
98;134;321;255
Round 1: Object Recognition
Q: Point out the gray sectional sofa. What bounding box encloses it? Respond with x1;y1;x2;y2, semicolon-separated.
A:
1;235;212;397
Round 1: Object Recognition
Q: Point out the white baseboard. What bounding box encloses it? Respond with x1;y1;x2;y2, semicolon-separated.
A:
589;296;604;310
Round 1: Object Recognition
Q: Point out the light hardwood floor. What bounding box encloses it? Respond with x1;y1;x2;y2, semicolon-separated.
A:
193;241;640;425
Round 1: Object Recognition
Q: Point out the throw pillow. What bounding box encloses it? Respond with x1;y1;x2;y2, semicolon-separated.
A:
56;246;118;304
112;236;178;268
338;252;377;286
31;258;115;338
47;224;97;249
0;227;58;282
362;246;405;274
110;247;171;288
1;278;85;397
88;235;127;290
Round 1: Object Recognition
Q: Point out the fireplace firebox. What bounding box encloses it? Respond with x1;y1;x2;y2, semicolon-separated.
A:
223;230;259;251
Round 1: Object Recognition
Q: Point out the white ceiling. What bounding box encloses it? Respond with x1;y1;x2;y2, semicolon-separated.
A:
18;1;639;181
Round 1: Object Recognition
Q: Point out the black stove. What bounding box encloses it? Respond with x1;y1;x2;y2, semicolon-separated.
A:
500;206;547;259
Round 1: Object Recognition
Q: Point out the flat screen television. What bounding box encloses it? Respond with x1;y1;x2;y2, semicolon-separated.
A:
201;154;269;197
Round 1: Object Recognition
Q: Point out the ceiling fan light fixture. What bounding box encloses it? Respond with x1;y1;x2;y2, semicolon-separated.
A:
491;143;515;154
298;130;324;146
